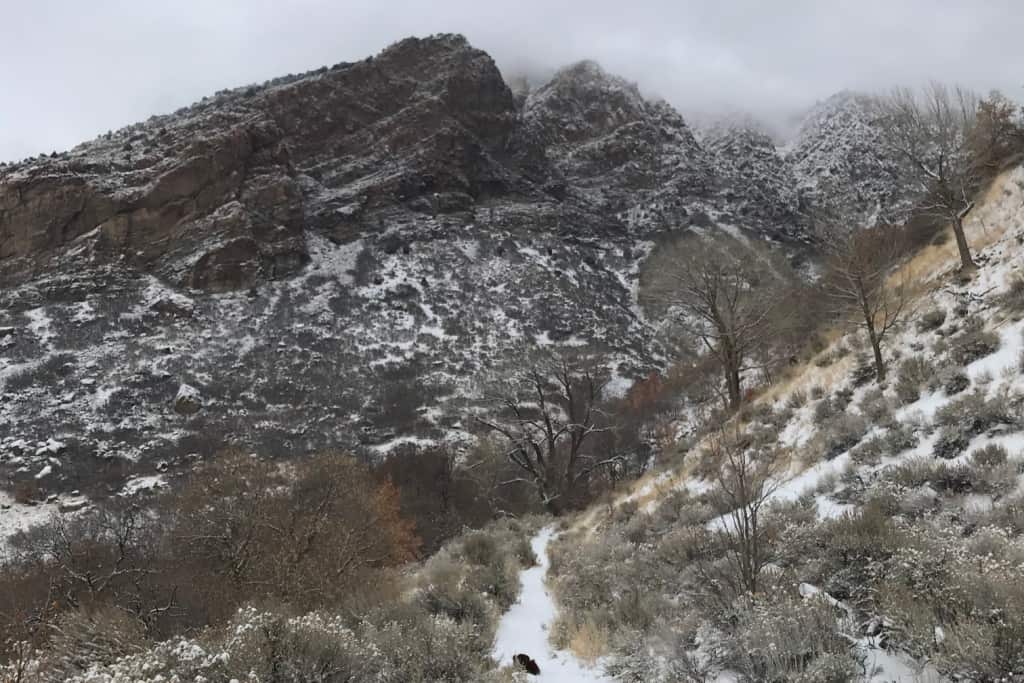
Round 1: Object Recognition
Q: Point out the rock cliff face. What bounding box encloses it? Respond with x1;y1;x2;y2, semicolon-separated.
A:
0;34;906;502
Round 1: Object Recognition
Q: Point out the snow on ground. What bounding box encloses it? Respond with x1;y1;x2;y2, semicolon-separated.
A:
121;474;167;496
493;527;613;682
367;435;437;455
0;492;60;551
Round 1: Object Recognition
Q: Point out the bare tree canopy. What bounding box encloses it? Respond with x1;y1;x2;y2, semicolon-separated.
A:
816;214;909;382
644;231;792;412
474;351;618;514
873;83;983;270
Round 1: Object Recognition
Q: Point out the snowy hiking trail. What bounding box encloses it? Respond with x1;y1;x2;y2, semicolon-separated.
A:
493;526;613;682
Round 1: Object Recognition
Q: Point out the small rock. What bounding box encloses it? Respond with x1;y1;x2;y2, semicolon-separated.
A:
174;383;202;415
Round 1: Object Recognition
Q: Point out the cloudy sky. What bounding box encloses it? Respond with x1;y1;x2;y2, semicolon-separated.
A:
2;0;1023;161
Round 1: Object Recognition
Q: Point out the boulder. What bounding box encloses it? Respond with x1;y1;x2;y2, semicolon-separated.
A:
174;383;202;415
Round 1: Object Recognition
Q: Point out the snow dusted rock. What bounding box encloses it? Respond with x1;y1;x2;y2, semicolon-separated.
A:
699;121;806;239
174;384;202;415
787;91;910;226
0;33;908;503
34;438;65;456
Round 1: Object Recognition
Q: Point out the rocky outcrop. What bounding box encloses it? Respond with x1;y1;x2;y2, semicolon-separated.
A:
0;34;525;292
699;123;805;239
787;91;910;226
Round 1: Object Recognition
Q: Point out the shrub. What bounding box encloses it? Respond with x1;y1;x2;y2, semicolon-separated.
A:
1001;274;1024;314
786;390;808;411
727;585;859;682
859;387;893;424
934;367;971;395
895;357;934;404
950;322;1001;366
461;531;499;567
814;397;837;421
44;606;148;679
934;426;971;460
882;422;919;456
850;435;885;466
12;479;40;504
819;414;868;460
971;443;1009;468
849;355;876;387
935;390;1019;446
917;308;948;332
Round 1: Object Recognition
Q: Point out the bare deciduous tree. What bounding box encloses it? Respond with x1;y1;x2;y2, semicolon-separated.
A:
475;354;618;514
873;83;982;271
970;90;1023;173
707;427;781;597
818;216;909;382
646;232;786;412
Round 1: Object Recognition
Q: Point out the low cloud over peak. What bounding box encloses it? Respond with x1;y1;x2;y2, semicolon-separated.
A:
2;0;1022;160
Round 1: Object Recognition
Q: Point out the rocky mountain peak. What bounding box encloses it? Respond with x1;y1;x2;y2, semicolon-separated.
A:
522;60;651;145
787;89;909;225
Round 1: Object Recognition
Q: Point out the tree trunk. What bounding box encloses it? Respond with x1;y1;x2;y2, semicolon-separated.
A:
952;216;976;271
721;338;742;412
865;317;886;382
725;363;742;412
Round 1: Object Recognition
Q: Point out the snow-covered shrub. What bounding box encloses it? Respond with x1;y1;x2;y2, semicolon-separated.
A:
858;387;893;424
875;524;1024;678
849;354;876;387
935;365;970;395
1000;274;1024;314
895;356;933;404
850;434;885;465
218;608;375;682
971;442;1009;468
949;321;1001;366
22;606;148;682
917;307;948;332
933;390;1020;459
813;395;838;421
417;555;493;625
725;583;859;682
786;389;808;411
934;426;971;459
817;413;868;460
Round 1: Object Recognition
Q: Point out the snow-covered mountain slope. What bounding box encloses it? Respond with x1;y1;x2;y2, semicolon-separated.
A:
0;33;927;545
556;164;1024;681
787;90;910;226
1;35;865;520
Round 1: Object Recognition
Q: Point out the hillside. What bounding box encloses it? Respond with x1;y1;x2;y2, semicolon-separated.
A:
0;34;903;524
545;165;1024;681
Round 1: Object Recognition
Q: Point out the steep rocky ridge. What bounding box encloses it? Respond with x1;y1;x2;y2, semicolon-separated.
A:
0;34;906;512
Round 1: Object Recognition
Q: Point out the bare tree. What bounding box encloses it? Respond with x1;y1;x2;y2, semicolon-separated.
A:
658;427;781;608
817;216;909;382
475;354;618;514
873;83;982;271
970;90;1023;173
707;427;781;597
646;232;786;412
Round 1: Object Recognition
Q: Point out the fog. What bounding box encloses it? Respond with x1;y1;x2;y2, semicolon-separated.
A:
2;0;1023;160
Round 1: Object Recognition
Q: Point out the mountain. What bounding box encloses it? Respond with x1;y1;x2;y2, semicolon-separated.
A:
0;34;903;513
786;90;911;226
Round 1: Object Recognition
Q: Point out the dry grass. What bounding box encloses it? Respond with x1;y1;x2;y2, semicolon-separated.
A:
567;618;610;663
894;168;1019;293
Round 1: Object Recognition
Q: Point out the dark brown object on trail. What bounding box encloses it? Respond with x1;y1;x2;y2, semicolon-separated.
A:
514;653;541;675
